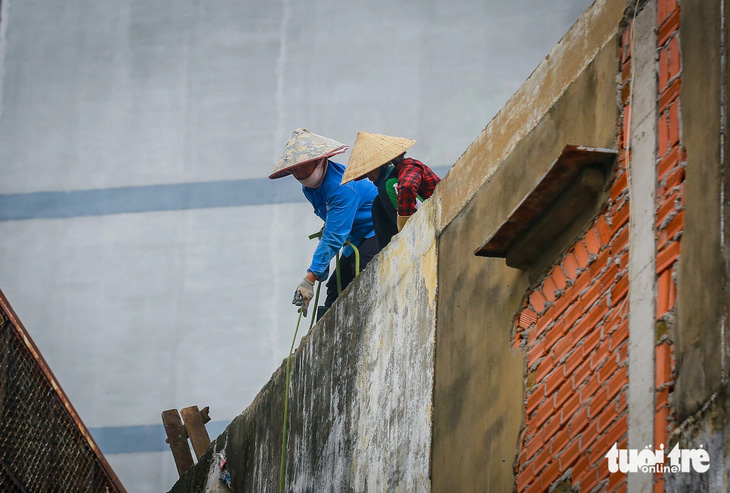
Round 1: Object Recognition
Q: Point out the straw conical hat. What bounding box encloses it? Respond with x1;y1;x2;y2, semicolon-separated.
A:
269;128;348;179
341;132;415;184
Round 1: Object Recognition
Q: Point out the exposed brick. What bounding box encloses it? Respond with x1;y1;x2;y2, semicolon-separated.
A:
656;241;681;274
610;226;629;259
573;302;609;345
576;466;599;493
542;277;557;302
656;341;673;388
562;303;585;334
591;341;612;371
530;290;548;313
524;429;545;460
519;308;538;329
545;321;568;352
618;340;628;367
590;386;610;418
560;438;581;472
555;379;574;410
610;320;629;351
533;446;552;475
654;478;665;493
531;398;554;429
544;414;563;444
550;427;571;456
668;103;680;153
611;172;628;202
657;269;672;318
575;241;590;269
608;467;627;492
668;36;681;85
590;249;612;279
659;112;671;158
607;366;628;401
546;364;567;395
606;413;628;447
572;455;591;489
582;327;602;358
618;388;627;412
656;387;670;411
542;460;561;490
573;358;593;390
580;420;599;453
657;190;679;228
598;354;620;384
569;405;590;438
611;201;630;236
596;401;618;435
564;348;584;377
563;253;579;280
655;406;670;448
550;265;568;291
525;478;544;493
658;145;680;182
659;46;670;103
581;281;604;311
663;209;685;247
536;356;556;383
580;373;600;405
596;215;612;245
585;228;602;255
658;0;678;28
528;340;546;368
527;383;546;415
562;392;582;425
552;335;574;365
517;462;535;492
659;77;681;114
658;7;680;46
664;164;686;192
611;275;629;304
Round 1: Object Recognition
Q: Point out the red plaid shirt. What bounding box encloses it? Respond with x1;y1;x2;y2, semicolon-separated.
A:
393;157;441;216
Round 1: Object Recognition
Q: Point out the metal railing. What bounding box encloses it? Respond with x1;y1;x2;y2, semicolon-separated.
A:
0;290;125;493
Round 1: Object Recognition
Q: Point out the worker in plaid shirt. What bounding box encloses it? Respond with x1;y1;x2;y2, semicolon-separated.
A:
341;132;441;248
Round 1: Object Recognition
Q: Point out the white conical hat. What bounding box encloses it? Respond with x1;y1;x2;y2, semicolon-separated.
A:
269;128;349;179
341;132;415;184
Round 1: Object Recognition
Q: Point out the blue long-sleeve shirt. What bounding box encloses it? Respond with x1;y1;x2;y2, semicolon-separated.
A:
303;161;377;279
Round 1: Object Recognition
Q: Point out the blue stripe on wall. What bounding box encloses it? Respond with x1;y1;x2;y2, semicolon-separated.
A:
0;166;450;222
90;420;230;455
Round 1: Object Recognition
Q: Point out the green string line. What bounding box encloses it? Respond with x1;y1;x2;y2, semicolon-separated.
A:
279;281;321;493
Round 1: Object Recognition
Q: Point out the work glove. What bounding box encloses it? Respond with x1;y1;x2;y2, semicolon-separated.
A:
397;214;411;232
292;278;315;316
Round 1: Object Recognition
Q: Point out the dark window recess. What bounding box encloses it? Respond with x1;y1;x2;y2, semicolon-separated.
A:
475;145;618;270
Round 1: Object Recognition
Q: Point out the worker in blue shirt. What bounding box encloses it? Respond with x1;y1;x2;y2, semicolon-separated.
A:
270;129;380;316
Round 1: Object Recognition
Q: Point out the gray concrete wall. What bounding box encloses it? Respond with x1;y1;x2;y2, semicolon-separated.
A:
170;205;438;492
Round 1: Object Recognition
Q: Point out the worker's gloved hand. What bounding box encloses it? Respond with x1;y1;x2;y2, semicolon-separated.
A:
292;278;315;316
397;214;411;232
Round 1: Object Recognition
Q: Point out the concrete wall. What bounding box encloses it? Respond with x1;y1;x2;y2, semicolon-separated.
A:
171;203;438;492
432;1;623;491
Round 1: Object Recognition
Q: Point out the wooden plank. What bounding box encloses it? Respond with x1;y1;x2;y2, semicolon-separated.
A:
161;409;194;476
180;406;211;460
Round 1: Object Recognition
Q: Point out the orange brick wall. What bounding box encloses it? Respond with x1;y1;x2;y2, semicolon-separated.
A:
514;2;685;492
654;0;683;491
513;12;646;493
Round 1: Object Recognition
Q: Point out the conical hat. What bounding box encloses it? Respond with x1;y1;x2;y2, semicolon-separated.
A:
341;132;415;184
269;128;348;179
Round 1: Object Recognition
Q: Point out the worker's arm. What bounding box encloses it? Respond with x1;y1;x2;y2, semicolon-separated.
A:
307;186;359;279
396;164;423;219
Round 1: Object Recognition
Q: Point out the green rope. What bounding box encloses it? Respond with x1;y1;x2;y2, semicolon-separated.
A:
279;309;302;493
280;281;321;493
